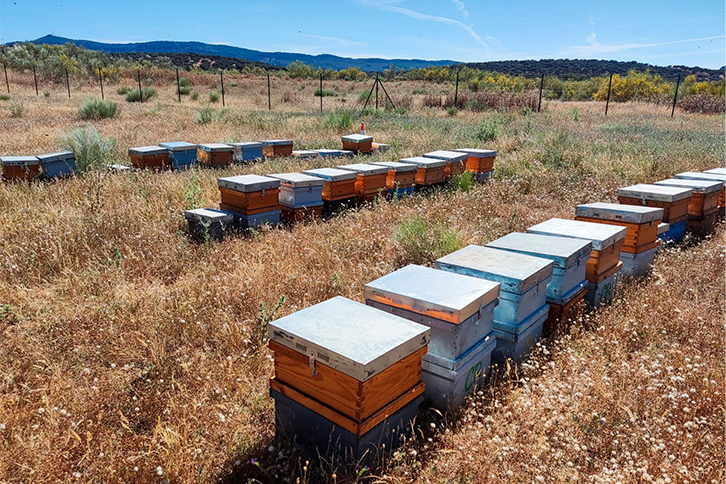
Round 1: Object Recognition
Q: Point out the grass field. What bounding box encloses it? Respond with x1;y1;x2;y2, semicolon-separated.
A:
0;74;724;483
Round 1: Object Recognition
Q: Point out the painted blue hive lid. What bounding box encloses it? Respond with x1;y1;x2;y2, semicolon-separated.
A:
371;161;418;173
575;202;663;224
268;296;430;382
656;178;723;194
454;148;497;158
267;172;325;188
399;156;446;168
526;218;626;251
675;171;726;184
302;167;357;182
423;151;467;162
618;184;693;203
36;151;75;162
262;139;293;146
128;146;166;155
485;232;592;270
364;264;499;324
342;134;373;143
1;155;40;166
159;142;196;151
337;163;388;176
184;208;234;222
435;245;553;295
704;168;726;176
199;143;233;152
230;142;263;149
314;149;343;157
218;174;280;192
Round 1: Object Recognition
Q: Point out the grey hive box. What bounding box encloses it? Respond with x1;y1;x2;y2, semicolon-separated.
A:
267;173;324;209
371;161;418;173
527;218;626;252
302;167;357;182
342;134;373;143
218;174;280;193
36;151;77;178
423;151;467;162
575;202;663;224
337;163;388;176
435;245;553;331
585;270;620;307
674;171;726;185
292;150;320;159
654;178;722;194
262;139;293;146
184;208;234;241
492;304;549;363
620;245;658;278
618;184;693;203
128;145;166;156
486;232;591;305
230;142;263;163
399;156;447;169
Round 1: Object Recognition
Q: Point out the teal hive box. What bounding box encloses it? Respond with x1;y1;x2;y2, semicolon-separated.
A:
230;142;263;163
159;142;197;170
492;304;548;362
37;151;77;179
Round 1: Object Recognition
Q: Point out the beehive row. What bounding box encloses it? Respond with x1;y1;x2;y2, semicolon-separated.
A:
0;152;77;181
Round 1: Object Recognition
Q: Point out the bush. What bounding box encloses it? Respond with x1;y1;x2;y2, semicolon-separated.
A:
0;94;9;101
190;90;199;100
116;86;131;95
194;107;216;124
446;106;459;117
230;81;238;87
125;87;157;102
412;88;427;95
679;94;726;115
357;90;370;103
466;99;485;112
43;90;50;98
324;110;354;131
144;77;154;86
178;86;191;95
448;171;475;192
477;116;500;142
59;125;117;172
314;88;335;97
208;91;220;103
79;98;118;120
423;93;442;108
8;100;23;118
174;77;190;87
393;216;462;265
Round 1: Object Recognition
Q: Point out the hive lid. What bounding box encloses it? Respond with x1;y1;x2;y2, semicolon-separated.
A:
435;245;553;295
704;168;726;176
230;142;263;149
218;174;281;192
342;134;373;143
302;167;357;182
618;184;693;203
292;150;320;159
184;208;234;222
268;296;430;382
1;155;40;166
485;232;592;270
159;141;196;151
370;161;418;173
453;148;497;158
659;177;723;193
36;151;75;162
314;149;343;157
339;150;355;157
400;156;447;168
675;171;726;184
198;143;233;152
575;202;663;224
267;172;325;188
526;218;626;251
364;265;500;325
262;139;293;146
128;146;166;155
658;222;670;235
423;150;467;162
337;163;388;176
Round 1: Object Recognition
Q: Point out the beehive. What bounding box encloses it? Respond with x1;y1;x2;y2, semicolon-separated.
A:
184;208;234;242
575;203;663;254
36;151;77;179
453;148;497;178
655;178;722;219
1;156;41;181
619;245;658;278
159;142;197;170
543;284;587;334
364;265;499;408
423;151;467;179
341;134;373;153
371;161;417;197
262;140;293;158
313;149;344;159
491;304;549;363
302;168;357;202
372;143;390;153
338;163;389;202
704;168;726;175
585;266;621;307
674;171;726;212
197;143;233;167
400;157;446;186
292;150;320;159
618;184;692;224
268;296;429;452
128;146;170;170
230;142;263;163
267;173;324;222
218;175;281;216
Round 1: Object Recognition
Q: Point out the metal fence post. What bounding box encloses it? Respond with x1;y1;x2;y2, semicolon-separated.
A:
33;65;38;95
137;70;142;102
605;73;613;116
671;73;681;117
99;68;104;100
176;68;181;103
454;70;459;108
375;73;379;110
267;72;271;110
537;74;544;112
3;64;8;93
66;68;71;98
319;72;323;114
220;71;225;107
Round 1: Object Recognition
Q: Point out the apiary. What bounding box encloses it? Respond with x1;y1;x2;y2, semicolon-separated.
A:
371;161;417;197
575;202;663;255
230;142;263;163
491;304;549;362
292;150;320;159
372;143;390;153
654;178;722;219
674;171;726;212
262;140;293;158
218;175;281;218
341;134;373;153
400;156;446;186
184;208;234;242
267;172;324;222
128;146;170;170
618;184;692;225
302;168;357;202
197;143;233;167
313;149;343;159
268;296;429;457
159;142;197;170
1;155;41;181
423;151;467;179
338;163;389;202
36;151;77;179
704;168;726;175
454;148;496;179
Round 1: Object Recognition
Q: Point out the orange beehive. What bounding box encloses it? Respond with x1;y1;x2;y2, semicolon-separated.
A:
371;162;417;191
197;144;233;167
128;146;170;170
654;179;722;219
617;184;692;224
454;148;497;174
674;172;726;212
400;157;446;186
302;168;358;202
262;140;294;158
217;175;281;215
575;203;663;254
341;134;373;154
338;163;389;202
280;204;323;223
1;156;41;181
423;151;468;179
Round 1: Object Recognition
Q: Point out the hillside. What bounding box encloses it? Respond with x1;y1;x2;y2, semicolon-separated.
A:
107;52;284;72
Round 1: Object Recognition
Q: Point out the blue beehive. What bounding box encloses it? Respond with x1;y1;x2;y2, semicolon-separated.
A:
159;142;197;170
313;149;343;158
231;210;281;229
267;172;325;209
230;142;263;163
659;220;686;242
491;304;549;363
37;151;77;179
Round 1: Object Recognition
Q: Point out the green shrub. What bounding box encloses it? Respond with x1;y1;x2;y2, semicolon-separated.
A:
144;77;154;86
358;90;370;103
0;94;9;101
324;110;354;131
476;116;500;142
466;99;485;112
230;81;238;87
447;106;459;117
125;87;157;102
8;100;23;118
174;77;190;87
43;90;50;98
79;98;118;120
190;90;199;100
117;86;131;95
314;88;335;97
194;107;215;124
59;125;117;172
392;216;462;265
448;171;474;192
208;91;220;103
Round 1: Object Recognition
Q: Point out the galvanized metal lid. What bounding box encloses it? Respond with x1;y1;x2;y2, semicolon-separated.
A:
400;156;447;169
230;142;263;149
453;148;497;158
267;172;325;188
526;218;626;251
575;202;663;224
218;174;281;192
658;222;670;235
435;245;553;295
292;150;320;159
159;141;197;151
423;150;467;162
128;146;166;155
302;167;357;182
704;168;726;176
198;143;233;152
184;208;234;222
262;139;293;146
654;178;722;194
364;265;500;325
618;184;693;203
268;296;430;382
314;149;342;157
342;134;373;143
371;161;418;173
675;171;726;184
485;232;592;270
337;163;388;176
36;151;75;162
1;155;40;166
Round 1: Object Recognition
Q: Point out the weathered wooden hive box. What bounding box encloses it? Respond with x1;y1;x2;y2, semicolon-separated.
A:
618;184;692;224
338;163;389;202
364;264;499;408
197;143;233;167
36;151;77;179
262;140;293;158
292;150;320;159
454;148;497;178
313;149;344;159
1;155;41;181
184;208;234;241
656;178;722;218
675;171;726;211
128;146;170;170
218;175;281;229
435;246;553;362
230;142;263;163
267;172;324;222
423;151;467;179
268;296;430;458
302;168;357;202
575;202;662;256
400;156;446;186
371;161;417;196
341;134;373;153
159;142;197;170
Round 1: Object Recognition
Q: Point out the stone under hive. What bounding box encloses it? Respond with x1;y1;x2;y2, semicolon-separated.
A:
230;142;263;163
218;174;281;229
184;208;234;242
338;163;389;203
128;146;170;170
454;148;496;181
618;184;693;243
301;168;358;213
268;296;430;460
365;264;500;408
341;134;373;153
159;142;197;170
486;232;591;334
36;151;77;179
262;140;293;158
400;156;446;187
267;172;325;222
675;171;726;215
371;161;417;197
655;178;722;235
435;246;553;363
423;151;467;179
1;155;41;181
197;143;233;168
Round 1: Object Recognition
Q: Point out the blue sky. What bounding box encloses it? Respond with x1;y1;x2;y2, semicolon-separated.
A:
0;0;724;68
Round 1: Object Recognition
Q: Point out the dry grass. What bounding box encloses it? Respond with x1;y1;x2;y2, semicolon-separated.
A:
0;74;723;483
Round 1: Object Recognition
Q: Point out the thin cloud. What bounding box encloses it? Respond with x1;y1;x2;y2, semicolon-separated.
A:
561;34;726;56
451;0;469;18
